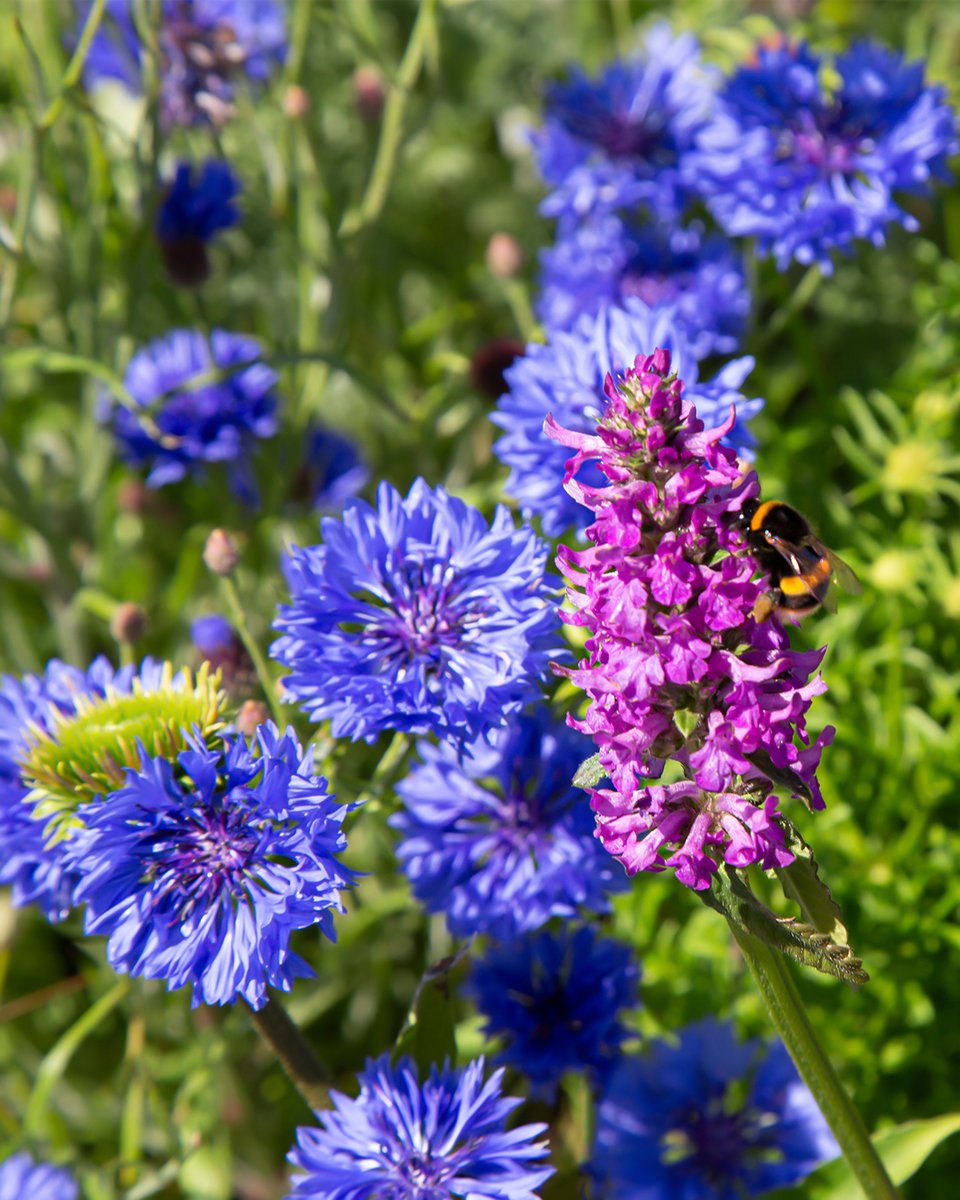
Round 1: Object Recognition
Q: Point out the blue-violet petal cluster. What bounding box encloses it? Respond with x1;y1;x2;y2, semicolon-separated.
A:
67;724;354;1008
0;1152;78;1200
298;426;370;512
493;300;762;537
103;328;279;498
537;216;748;357
694;39;957;271
468;925;638;1097
390;708;626;939
534;23;718;223
592;1019;839;1198
273;479;560;744
286;1055;553;1200
80;0;287;128
547;348;833;890
156;160;241;286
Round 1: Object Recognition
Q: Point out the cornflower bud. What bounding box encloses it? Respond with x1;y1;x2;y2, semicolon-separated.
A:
203;528;239;575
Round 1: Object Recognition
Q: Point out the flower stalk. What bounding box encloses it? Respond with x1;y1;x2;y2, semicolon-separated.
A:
246;995;330;1112
728;919;900;1199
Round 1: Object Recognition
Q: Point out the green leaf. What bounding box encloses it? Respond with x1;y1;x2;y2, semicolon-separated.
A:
573;752;606;789
767;1114;960;1199
702;865;868;985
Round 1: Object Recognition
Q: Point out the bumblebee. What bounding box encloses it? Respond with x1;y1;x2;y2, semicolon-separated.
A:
738;498;861;621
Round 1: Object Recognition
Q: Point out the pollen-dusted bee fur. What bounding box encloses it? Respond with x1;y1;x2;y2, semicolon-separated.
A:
738;498;861;622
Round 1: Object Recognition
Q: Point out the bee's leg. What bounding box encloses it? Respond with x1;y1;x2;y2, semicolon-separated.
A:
751;592;776;623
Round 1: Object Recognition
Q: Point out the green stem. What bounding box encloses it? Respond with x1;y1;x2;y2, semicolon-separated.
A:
339;0;437;236
246;996;330;1112
728;920;900;1199
218;575;286;729
37;0;108;131
25;978;130;1135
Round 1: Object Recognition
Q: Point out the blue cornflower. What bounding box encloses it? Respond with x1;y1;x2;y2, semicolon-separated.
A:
492;300;763;537
191;614;234;657
156;160;241;287
592;1019;840;1198
694;39;957;271
390;708;626;939
0;656;137;921
298;427;370;512
467;926;639;1098
0;1151;78;1200
272;479;560;744
534;23;718;223
67;724;354;1008
537;216;748;357
78;0;287;128
103;329;279;500
286;1055;553;1200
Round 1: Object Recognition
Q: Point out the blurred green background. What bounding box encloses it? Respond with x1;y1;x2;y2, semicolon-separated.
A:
0;0;959;1196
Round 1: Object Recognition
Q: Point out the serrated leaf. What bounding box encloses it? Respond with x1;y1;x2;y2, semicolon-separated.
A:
573;751;606;789
766;1114;960;1199
702;865;868;985
776;825;851;949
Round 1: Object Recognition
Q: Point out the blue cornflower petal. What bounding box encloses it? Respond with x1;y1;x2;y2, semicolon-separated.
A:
103;328;279;500
534;23;719;224
492;300;763;537
468;925;639;1098
693;38;958;271
299;427;370;512
0;656;138;921
0;1151;78;1200
537;215;749;357
156;160;241;242
592;1018;840;1198
272;479;561;745
78;0;287;128
391;707;626;939
286;1055;553;1200
67;724;356;1009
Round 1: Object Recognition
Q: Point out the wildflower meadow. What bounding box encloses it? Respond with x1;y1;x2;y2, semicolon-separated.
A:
2;1;960;1197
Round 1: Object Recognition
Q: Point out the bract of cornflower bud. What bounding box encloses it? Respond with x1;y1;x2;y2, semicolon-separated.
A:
546;348;834;890
467;924;639;1099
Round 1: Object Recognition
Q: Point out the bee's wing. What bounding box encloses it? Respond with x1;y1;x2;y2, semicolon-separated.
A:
806;538;862;595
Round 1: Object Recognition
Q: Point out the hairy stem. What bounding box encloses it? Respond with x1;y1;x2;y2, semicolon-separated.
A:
246;996;330;1112
728;919;899;1199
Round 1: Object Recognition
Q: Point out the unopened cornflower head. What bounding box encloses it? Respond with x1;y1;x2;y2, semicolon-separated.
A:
534;23;718;223
0;657;227;921
101;329;279;501
693;38;957;271
493;299;762;537
390;707;626;940
546;348;833;890
537;215;748;357
67;724;355;1008
467;924;638;1098
592;1019;839;1198
272;479;560;744
286;1055;553;1200
78;0;287;128
156;159;241;287
0;1151;78;1200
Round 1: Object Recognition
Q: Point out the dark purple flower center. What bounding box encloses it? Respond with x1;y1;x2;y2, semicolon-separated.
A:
664;1099;781;1184
161;2;248;125
359;559;484;674
141;792;267;919
782;123;862;173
